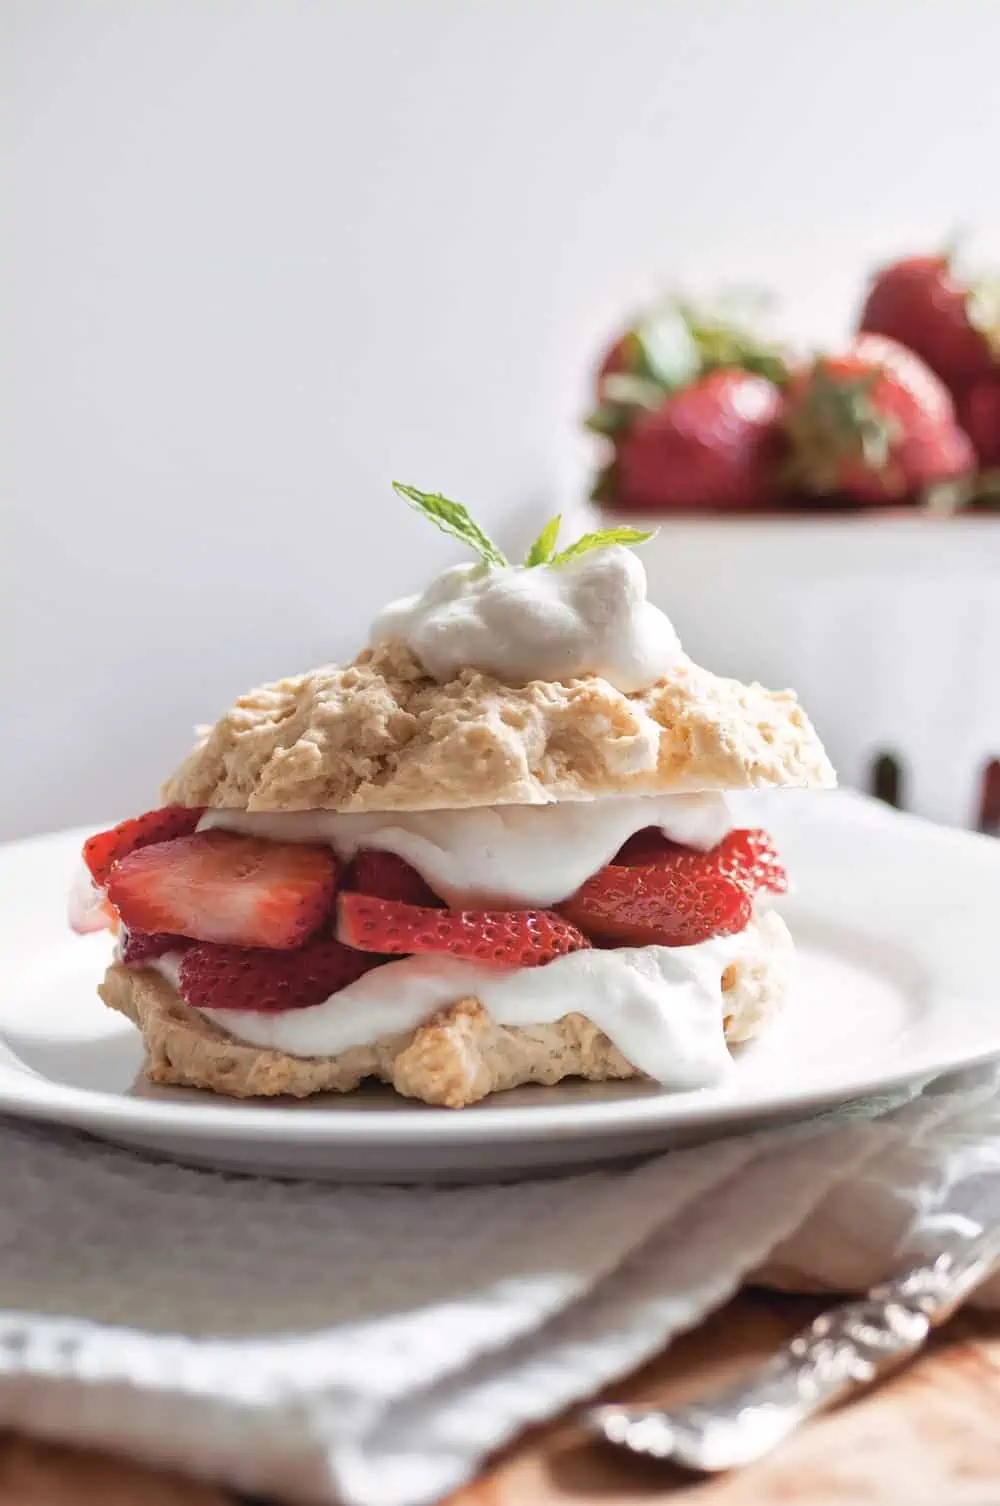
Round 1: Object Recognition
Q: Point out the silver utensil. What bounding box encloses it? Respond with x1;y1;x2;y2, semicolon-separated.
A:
585;1224;1000;1472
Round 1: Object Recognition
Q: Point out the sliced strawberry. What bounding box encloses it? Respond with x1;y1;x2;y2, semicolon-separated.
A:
84;806;204;886
107;831;337;950
559;861;752;948
715;829;788;896
348;850;442;906
338;893;589;967
557;827;785;948
615;826;787;895
120;928;188;965
178;936;386;1012
612;826;681;866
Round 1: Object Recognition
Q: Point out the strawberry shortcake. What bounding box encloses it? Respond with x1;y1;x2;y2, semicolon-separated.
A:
72;484;835;1108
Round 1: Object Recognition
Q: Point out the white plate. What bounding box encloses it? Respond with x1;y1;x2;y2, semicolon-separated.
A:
0;793;998;1181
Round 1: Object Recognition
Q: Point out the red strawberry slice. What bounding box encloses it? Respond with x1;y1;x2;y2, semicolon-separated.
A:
120;928;188;965
107;831;338;950
558;827;785;948
561;863;752;948
716;829;788;896
178;936;386;1012
337;894;589;967
559;859;751;948
615;826;787;895
349;850;442;906
84;806;204;886
612;826;681;866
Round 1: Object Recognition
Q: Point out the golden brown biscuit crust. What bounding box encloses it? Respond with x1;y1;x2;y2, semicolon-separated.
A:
161;643;834;812
99;912;792;1108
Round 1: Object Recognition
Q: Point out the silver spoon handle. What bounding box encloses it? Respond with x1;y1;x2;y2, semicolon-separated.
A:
588;1226;1000;1472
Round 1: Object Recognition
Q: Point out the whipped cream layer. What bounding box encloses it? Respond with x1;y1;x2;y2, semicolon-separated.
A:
152;931;743;1089
369;545;682;692
198;791;732;908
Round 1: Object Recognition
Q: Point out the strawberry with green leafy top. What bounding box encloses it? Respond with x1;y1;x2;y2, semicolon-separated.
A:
783;335;975;504
590;297;790;439
587;299;792;513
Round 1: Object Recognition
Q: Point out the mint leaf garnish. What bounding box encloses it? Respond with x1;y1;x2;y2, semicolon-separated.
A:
391;483;655;572
523;514;561;567
598;372;668;411
550;526;656;566
634;306;701;391
391;482;508;568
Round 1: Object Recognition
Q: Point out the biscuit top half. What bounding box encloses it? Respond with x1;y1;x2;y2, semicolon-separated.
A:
162;640;835;814
162;485;836;814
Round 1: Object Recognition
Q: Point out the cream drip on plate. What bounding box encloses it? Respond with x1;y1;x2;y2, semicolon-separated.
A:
198;792;732;908
150;932;743;1089
368;545;681;692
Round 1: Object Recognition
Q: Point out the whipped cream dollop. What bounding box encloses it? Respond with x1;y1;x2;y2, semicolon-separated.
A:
67;862;111;934
198;792;731;908
369;545;682;692
152;934;741;1088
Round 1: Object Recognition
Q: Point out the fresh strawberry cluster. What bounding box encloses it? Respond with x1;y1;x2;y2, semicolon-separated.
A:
859;255;1000;482
590;255;1000;513
74;808;787;1013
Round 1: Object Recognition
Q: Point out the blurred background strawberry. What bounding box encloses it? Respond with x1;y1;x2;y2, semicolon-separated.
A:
587;298;792;512
958;378;1000;471
587;252;1000;513
782;335;974;505
859;254;1000;393
603;368;786;513
584;244;1000;832
858;252;1000;485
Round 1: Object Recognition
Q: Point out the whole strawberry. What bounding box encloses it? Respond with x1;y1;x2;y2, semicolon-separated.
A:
859;254;1000;392
589;297;789;438
958;377;1000;469
612;368;785;512
783;335;974;504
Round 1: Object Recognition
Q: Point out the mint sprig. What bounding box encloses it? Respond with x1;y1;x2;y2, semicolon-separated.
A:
523;515;656;566
392;482;655;570
391;482;508;568
523;514;562;566
549;526;655;566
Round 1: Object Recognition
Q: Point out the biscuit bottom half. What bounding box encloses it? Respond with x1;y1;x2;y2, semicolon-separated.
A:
99;911;793;1109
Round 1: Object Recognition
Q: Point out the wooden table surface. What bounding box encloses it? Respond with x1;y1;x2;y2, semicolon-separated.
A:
6;1288;1000;1506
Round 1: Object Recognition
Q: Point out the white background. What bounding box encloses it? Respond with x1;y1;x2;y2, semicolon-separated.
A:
1;0;997;838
